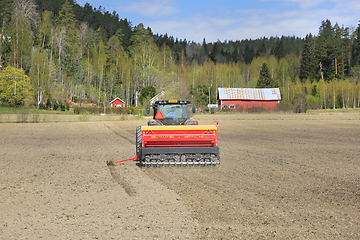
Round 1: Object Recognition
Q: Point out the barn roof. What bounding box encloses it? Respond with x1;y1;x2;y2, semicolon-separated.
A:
218;88;281;101
110;97;126;104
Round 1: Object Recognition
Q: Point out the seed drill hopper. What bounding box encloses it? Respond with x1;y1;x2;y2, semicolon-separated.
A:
108;100;220;166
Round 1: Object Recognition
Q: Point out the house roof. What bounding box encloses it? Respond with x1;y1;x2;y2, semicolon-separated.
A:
150;90;165;104
218;88;281;101
110;97;126;104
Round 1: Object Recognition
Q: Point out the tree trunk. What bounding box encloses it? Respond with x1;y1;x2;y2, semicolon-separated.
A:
319;62;324;81
0;18;4;66
335;55;337;80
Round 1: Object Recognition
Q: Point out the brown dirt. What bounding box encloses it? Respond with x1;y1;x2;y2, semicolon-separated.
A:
1;112;360;239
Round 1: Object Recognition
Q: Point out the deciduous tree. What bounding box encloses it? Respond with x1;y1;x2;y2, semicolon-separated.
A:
30;48;50;108
0;65;32;107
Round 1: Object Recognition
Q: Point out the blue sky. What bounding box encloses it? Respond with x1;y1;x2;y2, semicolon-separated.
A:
76;0;360;43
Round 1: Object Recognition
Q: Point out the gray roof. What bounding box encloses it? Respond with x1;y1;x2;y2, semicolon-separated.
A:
218;88;281;101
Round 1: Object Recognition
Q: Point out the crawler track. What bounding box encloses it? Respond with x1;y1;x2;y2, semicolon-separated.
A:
141;153;220;167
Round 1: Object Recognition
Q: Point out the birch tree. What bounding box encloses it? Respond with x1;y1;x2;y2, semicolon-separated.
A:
106;29;125;99
30;48;50;108
93;39;106;105
130;24;159;88
11;0;38;71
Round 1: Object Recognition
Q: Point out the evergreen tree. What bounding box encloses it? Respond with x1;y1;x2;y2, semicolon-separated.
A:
352;22;360;67
299;34;317;81
209;42;218;63
58;0;80;73
243;44;254;64
274;37;285;60
139;85;156;104
257;63;273;88
315;19;335;82
0;0;13;24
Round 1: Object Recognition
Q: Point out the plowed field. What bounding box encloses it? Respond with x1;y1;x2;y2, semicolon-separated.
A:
1;112;359;239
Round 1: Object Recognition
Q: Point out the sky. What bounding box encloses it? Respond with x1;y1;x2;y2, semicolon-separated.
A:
76;0;360;43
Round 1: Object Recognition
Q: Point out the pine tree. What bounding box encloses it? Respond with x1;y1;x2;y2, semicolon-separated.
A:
243;44;254;64
58;0;79;64
274;37;285;60
315;19;335;82
352;22;360;67
257;63;273;88
299;34;316;82
0;0;13;24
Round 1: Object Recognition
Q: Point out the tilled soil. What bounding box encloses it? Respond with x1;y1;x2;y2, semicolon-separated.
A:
1;112;360;239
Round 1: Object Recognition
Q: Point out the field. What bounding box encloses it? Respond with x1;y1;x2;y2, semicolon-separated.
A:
1;112;360;239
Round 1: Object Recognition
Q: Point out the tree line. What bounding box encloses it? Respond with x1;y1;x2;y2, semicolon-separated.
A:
0;0;360;111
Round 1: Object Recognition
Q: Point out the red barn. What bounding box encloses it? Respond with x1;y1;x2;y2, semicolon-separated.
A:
217;88;281;112
110;97;126;107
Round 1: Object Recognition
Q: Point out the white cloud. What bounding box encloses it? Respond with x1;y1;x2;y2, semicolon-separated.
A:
79;0;360;43
118;0;178;17
279;0;327;9
146;0;360;43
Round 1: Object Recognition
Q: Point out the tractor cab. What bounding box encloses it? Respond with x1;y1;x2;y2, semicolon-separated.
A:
146;100;197;126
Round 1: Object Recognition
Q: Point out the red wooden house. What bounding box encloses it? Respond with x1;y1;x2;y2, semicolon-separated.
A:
110;97;126;107
217;88;281;112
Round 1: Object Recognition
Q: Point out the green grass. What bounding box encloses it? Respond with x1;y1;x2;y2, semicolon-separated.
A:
307;108;360;114
0;105;75;115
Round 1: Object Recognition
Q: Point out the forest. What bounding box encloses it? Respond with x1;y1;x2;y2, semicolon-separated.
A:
1;0;360;112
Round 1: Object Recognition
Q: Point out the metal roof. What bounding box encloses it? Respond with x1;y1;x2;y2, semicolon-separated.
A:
218;88;281;101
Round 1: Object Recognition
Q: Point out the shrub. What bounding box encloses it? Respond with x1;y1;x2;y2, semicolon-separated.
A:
46;98;51;109
60;102;65;111
276;102;294;112
53;101;58;111
306;95;321;110
32;113;40;123
247;106;265;113
73;106;142;115
293;93;307;113
39;102;46;109
17;107;29;123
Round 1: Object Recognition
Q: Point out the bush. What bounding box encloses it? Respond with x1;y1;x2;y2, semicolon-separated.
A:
17;107;29;123
276;102;294;112
306;95;321;110
60;102;65;111
247;106;266;113
53;101;58;111
32;113;40;123
293;93;306;113
204;108;216;114
46;98;51;109
73;106;143;115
